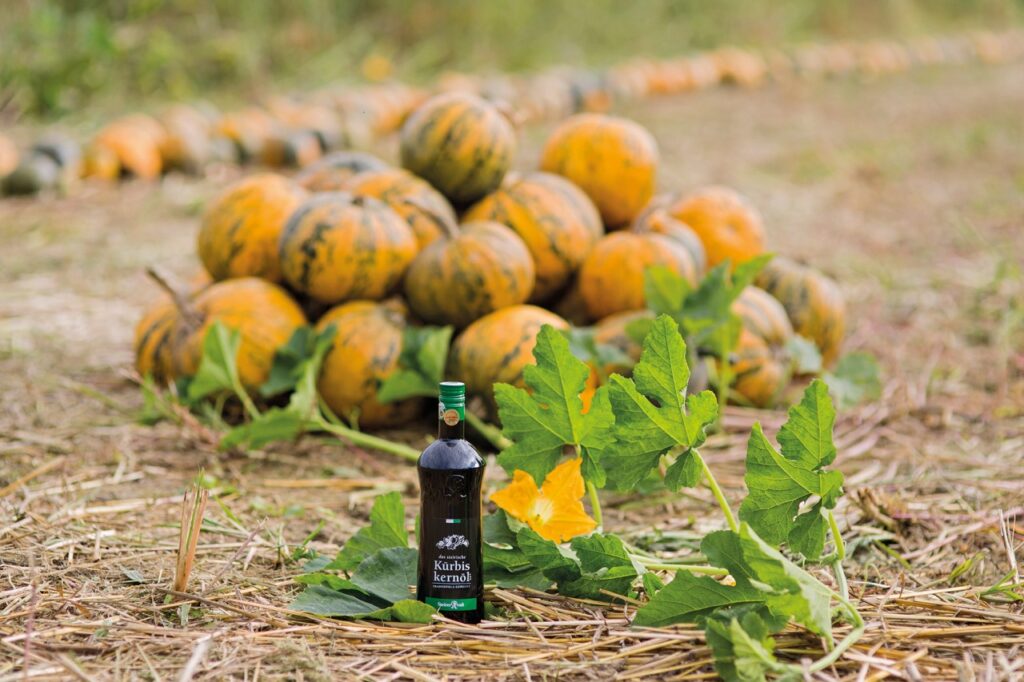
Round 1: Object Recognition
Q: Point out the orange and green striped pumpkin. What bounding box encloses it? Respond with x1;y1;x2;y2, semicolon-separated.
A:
295;151;390;192
661;186;764;269
731;286;794;348
399;92;516;206
756;257;846;367
134;300;179;383
539;113;658;228
403;221;535;328
449;305;568;412
344;168;458;249
170;277;307;390
464;171;603;302
577;232;698;320
632;202;708;277
316;299;420;429
198;173;307;283
728;328;787;408
279;193;418;305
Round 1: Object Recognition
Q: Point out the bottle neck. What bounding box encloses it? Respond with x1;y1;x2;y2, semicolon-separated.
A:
437;400;465;440
438;416;465;440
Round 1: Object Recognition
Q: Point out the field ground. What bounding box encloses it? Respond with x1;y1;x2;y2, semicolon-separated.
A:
1;62;1023;680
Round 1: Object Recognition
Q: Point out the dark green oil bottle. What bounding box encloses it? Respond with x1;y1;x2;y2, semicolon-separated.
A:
417;381;485;624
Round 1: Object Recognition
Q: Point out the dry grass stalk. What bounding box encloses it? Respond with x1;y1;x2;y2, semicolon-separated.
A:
173;478;210;594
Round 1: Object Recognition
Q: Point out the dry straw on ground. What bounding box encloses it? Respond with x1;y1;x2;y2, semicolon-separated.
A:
1;62;1023;679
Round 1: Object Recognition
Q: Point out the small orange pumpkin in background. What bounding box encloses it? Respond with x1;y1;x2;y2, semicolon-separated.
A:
449;305;569;411
159;105;214;174
731;286;794;348
259;130;323;169
756;257;846;367
577;232;698;320
464;171;603;302
316;299;421;429
279;193;418;305
91;114;165;180
403;221;535;329
168;277;307;390
540;113;658;228
344;168;458;249
661;186;764;269
216;108;277;163
295;151;391;192
198;173;306;282
400;92;517;206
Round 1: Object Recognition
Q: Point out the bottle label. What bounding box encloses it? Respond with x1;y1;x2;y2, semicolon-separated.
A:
420;515;479;612
438;401;464;425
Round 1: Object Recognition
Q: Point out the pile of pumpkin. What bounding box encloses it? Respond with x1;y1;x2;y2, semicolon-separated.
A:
134;91;847;429
6;28;1022;198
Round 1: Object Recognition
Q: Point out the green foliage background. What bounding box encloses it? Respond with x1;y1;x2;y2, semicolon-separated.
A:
1;0;1022;119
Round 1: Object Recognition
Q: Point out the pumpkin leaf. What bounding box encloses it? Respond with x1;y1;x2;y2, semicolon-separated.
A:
738;380;843;560
260;324;338;398
328;492;409;571
494;325;615;485
378;325;454;403
187;322;243;402
644;264;691;316
513;528;640;602
634;524;833;643
289;548;433;623
289;584;392;618
348;546;418;604
641;257;770;353
603;315;718;491
824;352;882;410
221;323;336;450
704;606;784;682
562;327;633;381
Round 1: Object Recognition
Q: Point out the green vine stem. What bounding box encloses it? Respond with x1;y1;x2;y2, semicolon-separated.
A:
465;411;511;451
695;451;738;532
315;417;421;462
633;557;728;576
231;378;261;422
586;480;604;530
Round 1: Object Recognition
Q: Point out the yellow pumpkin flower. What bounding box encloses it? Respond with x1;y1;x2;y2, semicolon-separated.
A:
490;458;597;543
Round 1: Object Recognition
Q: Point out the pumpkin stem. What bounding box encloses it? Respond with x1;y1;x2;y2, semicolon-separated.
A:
146;265;203;327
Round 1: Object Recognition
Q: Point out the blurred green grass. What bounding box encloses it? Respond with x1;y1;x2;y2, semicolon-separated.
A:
1;0;1022;120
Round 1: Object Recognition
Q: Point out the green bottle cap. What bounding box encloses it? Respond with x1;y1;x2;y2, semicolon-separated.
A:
439;381;465;404
439;381;465;423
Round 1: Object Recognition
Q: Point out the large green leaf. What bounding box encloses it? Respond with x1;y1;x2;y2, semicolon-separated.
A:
329;492;408;571
378;325;453;403
738;380;843;559
495;325;615;485
187;322;243;402
604;315;718;490
349;546;418;604
632;571;766;627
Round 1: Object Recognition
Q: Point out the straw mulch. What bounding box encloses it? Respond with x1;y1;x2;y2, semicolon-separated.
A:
2;62;1023;680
